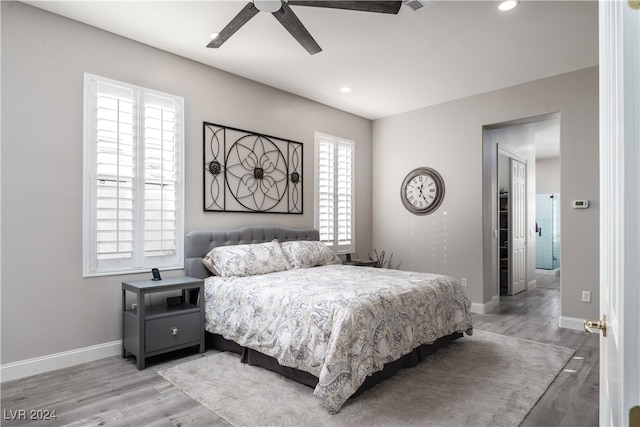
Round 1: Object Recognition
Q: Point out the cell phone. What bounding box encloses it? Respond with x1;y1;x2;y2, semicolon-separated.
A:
151;268;162;281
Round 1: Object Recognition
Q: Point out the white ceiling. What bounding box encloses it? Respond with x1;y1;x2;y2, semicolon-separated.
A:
24;0;597;157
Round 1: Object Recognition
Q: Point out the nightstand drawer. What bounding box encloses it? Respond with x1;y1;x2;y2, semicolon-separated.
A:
145;312;201;353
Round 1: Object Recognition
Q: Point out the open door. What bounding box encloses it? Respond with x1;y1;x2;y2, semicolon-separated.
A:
498;148;527;296
595;1;640;425
510;158;527;295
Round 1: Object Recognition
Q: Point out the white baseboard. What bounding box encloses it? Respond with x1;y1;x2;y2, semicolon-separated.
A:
470;295;500;314
559;316;586;331
0;340;122;383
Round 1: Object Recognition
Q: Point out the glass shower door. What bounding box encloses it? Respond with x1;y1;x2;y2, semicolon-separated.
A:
536;193;560;270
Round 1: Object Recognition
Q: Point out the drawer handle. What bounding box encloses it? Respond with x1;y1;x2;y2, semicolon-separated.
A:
170;327;178;336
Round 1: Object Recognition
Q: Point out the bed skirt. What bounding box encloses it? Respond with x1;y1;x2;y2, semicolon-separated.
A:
205;331;463;397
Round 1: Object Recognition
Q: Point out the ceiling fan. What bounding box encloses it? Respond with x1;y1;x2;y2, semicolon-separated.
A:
207;1;403;55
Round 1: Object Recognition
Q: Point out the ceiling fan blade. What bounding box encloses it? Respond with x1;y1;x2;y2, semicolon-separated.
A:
207;2;260;48
287;1;402;14
272;2;322;55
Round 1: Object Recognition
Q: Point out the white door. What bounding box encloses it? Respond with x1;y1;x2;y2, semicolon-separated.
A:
510;159;527;295
598;1;640;425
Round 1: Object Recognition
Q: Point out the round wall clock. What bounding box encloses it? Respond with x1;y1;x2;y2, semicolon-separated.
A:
400;167;445;215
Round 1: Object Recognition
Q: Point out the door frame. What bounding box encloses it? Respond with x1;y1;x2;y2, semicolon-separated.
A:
482;118;555;312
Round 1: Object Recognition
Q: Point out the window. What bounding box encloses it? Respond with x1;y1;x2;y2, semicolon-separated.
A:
83;74;184;276
314;132;354;254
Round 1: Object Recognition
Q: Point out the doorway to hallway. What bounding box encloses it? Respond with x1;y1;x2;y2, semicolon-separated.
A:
482;113;561;307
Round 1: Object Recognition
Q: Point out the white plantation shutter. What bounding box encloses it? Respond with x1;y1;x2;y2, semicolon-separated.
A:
143;94;179;259
315;133;354;253
94;82;135;264
317;140;335;243
84;74;184;276
335;141;353;248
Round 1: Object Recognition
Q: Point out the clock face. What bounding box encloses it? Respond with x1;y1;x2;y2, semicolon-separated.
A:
400;167;445;215
405;175;438;208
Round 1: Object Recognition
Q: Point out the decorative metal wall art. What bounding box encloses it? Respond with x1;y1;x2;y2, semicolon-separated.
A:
203;122;303;214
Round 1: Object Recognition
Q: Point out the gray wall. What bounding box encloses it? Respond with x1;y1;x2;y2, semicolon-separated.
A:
372;66;599;322
0;2;372;364
537;158;561;194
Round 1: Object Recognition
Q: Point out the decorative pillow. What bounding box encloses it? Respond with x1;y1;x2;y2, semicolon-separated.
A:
202;240;291;277
201;256;220;276
280;240;342;269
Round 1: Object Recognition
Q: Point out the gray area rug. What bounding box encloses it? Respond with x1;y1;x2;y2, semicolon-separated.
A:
158;330;574;426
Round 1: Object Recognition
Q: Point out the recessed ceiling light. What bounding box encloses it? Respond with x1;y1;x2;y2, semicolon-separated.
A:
340;87;352;93
498;0;518;11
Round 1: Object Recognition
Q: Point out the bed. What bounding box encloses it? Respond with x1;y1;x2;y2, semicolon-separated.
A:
185;226;473;414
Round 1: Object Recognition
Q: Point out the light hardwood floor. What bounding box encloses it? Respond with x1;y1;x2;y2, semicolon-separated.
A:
2;276;598;426
473;273;600;427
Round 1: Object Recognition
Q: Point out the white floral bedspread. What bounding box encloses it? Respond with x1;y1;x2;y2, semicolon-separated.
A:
203;264;473;413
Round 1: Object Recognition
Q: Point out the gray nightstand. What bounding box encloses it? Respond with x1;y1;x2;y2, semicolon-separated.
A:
122;276;205;370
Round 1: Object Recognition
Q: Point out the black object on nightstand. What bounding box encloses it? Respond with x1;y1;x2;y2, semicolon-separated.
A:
343;259;378;267
122;276;205;370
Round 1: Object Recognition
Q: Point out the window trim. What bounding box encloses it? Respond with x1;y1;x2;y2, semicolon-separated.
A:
314;132;355;254
83;73;185;277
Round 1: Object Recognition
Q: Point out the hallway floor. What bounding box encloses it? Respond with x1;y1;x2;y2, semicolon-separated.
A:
472;285;599;426
536;269;561;289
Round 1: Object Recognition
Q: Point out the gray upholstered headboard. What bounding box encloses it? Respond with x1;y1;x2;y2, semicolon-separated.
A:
185;226;320;279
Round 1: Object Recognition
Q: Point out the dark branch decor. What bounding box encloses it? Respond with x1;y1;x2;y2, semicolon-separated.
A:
203;122;303;214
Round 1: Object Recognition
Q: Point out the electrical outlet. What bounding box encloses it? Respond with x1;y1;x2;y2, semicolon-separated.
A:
581;291;591;303
461;278;467;287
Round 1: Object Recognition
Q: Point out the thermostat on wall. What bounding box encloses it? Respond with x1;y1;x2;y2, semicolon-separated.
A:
573;200;590;209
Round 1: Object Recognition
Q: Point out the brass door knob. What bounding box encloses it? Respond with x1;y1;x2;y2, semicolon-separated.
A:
584;314;607;337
